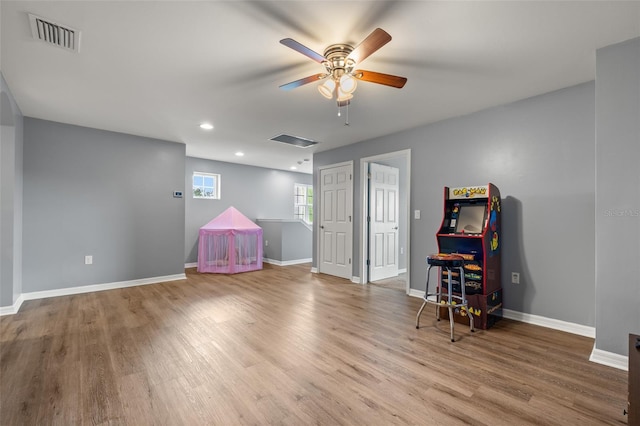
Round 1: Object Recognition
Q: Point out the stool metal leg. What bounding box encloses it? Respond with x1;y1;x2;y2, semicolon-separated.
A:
415;300;427;329
448;304;455;342
416;265;434;329
447;267;455;342
435;266;442;322
460;269;475;333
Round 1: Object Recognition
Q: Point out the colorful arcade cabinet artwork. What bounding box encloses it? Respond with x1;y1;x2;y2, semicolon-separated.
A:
435;183;502;329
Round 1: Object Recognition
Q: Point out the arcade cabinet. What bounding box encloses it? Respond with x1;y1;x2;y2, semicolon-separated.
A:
435;183;502;329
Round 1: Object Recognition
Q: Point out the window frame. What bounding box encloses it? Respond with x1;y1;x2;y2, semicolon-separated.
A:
294;183;313;224
192;171;221;200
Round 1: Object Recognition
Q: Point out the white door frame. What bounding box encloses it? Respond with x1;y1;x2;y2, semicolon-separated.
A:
359;150;411;293
317;161;354;281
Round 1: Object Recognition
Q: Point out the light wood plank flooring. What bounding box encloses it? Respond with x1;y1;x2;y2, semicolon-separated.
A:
370;273;407;291
0;263;627;425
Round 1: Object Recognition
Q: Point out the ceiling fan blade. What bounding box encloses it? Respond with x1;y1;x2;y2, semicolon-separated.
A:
353;70;407;88
279;73;327;91
280;38;326;63
347;28;392;64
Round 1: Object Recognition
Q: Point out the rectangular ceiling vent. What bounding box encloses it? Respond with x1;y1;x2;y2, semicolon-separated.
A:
28;13;81;53
270;134;319;148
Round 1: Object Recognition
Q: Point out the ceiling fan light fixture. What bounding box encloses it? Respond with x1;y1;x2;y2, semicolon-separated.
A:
318;79;336;99
280;28;406;123
339;74;357;94
336;91;353;103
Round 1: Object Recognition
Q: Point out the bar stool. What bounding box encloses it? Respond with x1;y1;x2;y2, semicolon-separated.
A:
416;254;474;342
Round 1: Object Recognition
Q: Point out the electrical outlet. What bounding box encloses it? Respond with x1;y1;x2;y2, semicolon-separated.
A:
400;247;404;255
265;240;269;247
414;210;421;219
511;272;520;284
85;255;93;265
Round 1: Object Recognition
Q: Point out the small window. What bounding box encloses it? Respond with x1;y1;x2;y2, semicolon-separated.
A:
294;183;313;224
193;172;220;199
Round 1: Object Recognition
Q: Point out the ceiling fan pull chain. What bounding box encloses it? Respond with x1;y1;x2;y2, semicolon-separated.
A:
345;103;350;126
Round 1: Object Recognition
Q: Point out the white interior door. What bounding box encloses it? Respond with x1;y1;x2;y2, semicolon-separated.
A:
369;163;399;281
319;164;353;280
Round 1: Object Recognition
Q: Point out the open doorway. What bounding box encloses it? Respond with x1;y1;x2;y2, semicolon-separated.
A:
360;150;411;293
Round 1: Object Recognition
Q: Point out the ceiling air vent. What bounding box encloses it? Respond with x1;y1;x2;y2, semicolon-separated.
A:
270;134;319;148
28;13;81;53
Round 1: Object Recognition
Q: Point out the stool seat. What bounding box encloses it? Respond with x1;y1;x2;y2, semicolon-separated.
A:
426;254;465;267
416;253;475;342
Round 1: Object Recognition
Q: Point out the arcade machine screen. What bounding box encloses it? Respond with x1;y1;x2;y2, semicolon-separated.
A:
454;204;486;234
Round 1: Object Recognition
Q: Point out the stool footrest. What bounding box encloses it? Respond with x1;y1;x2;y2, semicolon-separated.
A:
423;293;467;305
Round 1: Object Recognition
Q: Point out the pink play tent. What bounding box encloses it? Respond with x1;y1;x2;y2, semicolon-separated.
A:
197;207;263;274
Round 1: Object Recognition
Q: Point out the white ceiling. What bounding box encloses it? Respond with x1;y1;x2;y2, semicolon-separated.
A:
2;1;639;174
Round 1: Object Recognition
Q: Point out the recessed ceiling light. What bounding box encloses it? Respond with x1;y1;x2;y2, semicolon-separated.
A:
290;166;297;170
200;123;214;130
235;152;244;157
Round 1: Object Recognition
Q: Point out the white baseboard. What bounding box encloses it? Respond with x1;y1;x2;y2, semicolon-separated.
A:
408;289;425;299
13;273;187;308
380;291;598;338
398;268;407;274
502;309;595;338
351;276;360;284
263;258;312;266
310;267;318;273
190;259;315;268
408;291;628;369
0;294;25;316
589;346;628;371
406;299;600;339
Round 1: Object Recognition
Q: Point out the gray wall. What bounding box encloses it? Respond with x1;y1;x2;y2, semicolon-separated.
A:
314;81;597;327
282;222;312;261
256;219;312;262
185;157;312;264
595;37;640;356
0;73;24;307
22;118;185;292
258;220;285;262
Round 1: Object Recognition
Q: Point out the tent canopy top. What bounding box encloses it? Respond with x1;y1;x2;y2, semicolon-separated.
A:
199;206;260;231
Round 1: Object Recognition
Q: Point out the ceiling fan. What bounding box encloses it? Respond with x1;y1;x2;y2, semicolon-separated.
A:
279;28;407;107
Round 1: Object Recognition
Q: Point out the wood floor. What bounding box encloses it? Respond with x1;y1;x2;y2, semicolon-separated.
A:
0;263;628;425
369;273;407;291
